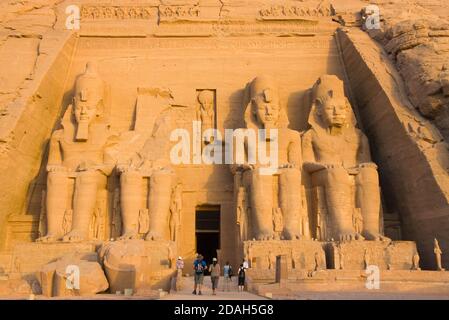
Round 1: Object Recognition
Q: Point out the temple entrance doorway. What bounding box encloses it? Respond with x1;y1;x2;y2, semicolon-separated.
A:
195;205;220;271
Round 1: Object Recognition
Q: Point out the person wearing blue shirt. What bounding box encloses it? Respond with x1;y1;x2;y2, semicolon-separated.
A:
192;254;207;295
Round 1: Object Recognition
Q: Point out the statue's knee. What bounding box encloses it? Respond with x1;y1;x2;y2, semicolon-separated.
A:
77;171;100;185
120;170;141;185
358;167;379;184
325;167;348;184
280;168;301;181
47;172;67;186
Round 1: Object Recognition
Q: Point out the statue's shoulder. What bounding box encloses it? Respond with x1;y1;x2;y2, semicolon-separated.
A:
301;128;316;140
283;127;301;139
353;127;368;140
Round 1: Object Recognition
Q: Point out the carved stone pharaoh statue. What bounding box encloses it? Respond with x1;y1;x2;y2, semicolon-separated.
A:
236;186;249;242
233;75;308;241
169;183;182;242
37;62;117;242
434;238;445;271
196;90;215;143
302;75;389;241
117;102;176;241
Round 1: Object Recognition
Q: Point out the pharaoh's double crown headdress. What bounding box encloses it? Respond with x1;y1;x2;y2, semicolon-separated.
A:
243;75;289;129
308;74;357;130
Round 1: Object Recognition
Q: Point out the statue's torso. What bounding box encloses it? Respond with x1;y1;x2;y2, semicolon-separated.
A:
56;124;111;171
200;108;214;128
311;128;362;168
256;128;300;167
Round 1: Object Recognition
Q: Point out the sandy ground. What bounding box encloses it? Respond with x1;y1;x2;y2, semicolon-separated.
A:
2;276;449;300
161;276;267;300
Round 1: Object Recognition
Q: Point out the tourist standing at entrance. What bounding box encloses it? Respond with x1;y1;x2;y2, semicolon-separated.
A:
175;256;184;290
209;258;221;295
193;254;207;295
176;256;184;271
223;261;232;292
238;264;246;292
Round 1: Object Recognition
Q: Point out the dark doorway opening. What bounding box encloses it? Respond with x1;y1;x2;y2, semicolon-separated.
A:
196;206;220;271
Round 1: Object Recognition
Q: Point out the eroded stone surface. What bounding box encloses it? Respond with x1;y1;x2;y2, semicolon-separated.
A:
0;0;449;299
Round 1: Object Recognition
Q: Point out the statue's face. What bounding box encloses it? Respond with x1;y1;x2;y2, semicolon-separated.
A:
252;92;280;128
73;83;102;125
318;96;347;128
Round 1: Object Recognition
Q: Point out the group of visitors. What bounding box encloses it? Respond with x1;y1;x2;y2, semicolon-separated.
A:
176;254;248;295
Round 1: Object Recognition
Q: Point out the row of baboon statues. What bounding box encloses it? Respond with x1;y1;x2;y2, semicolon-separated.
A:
37;62;389;243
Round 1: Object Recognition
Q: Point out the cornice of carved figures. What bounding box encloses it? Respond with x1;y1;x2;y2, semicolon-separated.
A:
80;5;201;21
80;5;154;20
159;5;200;20
259;5;334;19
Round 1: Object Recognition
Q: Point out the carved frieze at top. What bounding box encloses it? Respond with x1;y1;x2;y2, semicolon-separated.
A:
79;3;333;22
259;5;334;20
77;2;337;36
80;6;155;20
80;4;201;21
159;5;200;21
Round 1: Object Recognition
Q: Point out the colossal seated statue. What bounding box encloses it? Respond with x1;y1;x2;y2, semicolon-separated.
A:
302;75;390;242
37;62;117;242
234;75;309;241
116;100;176;241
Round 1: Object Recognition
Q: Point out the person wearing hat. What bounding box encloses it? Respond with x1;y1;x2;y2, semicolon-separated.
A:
176;256;184;270
193;254;207;295
209;258;221;295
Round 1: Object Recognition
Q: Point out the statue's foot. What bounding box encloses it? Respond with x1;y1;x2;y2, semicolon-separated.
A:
283;229;303;240
255;230;275;241
36;234;59;243
363;231;391;242
339;232;365;242
118;231;140;240
62;230;86;242
145;231;163;241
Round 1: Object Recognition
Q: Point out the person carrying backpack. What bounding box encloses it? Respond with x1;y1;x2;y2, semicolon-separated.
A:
193;254;207;295
238;264;246;292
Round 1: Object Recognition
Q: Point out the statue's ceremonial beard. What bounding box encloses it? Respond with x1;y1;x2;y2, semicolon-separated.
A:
329;124;343;136
76;119;89;141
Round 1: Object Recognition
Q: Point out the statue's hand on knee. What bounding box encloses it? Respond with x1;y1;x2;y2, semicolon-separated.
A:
324;163;344;170
358;162;378;170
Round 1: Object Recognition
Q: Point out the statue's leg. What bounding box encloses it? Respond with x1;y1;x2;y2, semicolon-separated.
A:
356;167;390;241
119;171;142;239
37;171;68;242
63;171;103;242
146;169;174;241
169;220;175;242
279;168;305;240
249;168;274;240
321;167;362;241
241;173;252;240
